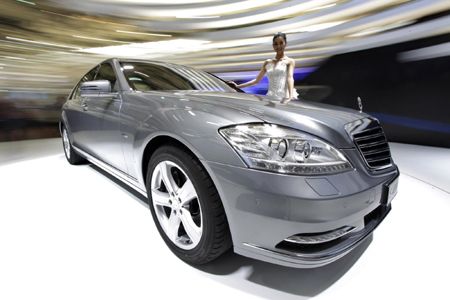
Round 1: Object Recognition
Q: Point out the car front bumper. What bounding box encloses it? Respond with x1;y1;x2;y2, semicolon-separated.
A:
202;150;399;268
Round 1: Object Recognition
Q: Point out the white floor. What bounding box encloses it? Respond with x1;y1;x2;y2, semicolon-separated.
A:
0;139;449;300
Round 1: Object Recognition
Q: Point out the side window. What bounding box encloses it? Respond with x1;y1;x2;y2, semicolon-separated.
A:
123;63;193;91
71;65;99;99
95;63;118;92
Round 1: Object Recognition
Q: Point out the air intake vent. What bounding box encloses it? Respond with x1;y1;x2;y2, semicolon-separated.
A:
353;127;392;169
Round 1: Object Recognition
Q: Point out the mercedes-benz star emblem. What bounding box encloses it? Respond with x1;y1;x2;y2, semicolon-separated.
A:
357;97;363;113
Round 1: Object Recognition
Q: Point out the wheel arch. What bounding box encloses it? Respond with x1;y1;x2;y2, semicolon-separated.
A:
141;135;201;190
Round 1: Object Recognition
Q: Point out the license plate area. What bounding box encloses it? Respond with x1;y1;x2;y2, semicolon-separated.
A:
382;174;399;206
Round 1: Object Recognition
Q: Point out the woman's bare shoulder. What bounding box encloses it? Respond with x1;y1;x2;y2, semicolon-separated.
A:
262;59;272;68
285;57;296;65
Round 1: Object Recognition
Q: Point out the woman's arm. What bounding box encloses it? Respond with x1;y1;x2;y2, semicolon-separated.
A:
286;58;296;99
229;61;268;88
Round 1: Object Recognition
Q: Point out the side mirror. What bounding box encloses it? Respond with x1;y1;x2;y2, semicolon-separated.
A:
80;80;117;98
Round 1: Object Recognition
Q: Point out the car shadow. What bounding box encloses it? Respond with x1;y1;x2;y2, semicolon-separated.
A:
88;164;149;207
87;162;372;299
192;236;372;298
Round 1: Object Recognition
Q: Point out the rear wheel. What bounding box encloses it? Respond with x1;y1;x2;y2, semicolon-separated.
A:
62;125;86;165
147;143;232;264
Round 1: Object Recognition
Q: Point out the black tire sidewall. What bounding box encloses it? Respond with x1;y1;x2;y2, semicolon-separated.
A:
147;145;218;263
62;125;85;165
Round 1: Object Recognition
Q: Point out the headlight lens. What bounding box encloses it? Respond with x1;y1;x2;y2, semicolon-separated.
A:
219;123;353;175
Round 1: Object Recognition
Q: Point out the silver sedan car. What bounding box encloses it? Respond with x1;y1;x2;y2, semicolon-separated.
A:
60;58;399;268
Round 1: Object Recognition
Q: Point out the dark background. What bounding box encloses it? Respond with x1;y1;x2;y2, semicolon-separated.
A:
300;32;450;148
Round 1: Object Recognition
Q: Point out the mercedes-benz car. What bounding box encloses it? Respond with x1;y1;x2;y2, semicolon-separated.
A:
60;58;399;268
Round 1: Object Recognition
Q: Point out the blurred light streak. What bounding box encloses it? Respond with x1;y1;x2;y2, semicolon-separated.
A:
0;42;53;53
16;0;35;5
0;56;26;60
6;37;82;49
91;0;218;4
0;77;69;83
285;21;347;33
55;52;85;56
0;40;75;51
305;3;337;12
176;16;220;19
0;87;72;92
195;57;326;69
72;35;131;43
102;0;284;18
347;20;416;37
116;30;172;37
0;72;67;78
40;10;137;27
78;39;209;56
0;64;54;70
397;42;450;62
164;0;338;30
199;37;269;49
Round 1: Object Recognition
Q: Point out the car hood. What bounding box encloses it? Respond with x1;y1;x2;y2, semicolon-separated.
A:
144;91;372;148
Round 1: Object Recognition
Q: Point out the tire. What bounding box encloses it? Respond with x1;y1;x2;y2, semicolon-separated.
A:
62;125;86;165
147;143;232;264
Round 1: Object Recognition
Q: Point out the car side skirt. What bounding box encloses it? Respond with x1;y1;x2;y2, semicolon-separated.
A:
73;145;148;198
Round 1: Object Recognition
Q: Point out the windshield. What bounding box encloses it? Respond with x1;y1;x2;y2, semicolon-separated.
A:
120;61;236;92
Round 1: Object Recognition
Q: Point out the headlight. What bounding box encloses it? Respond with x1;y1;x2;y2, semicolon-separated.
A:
219;123;353;175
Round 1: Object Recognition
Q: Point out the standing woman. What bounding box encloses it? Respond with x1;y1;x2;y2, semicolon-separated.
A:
229;32;298;102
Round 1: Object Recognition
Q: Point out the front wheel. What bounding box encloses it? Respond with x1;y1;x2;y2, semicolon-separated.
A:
147;143;232;264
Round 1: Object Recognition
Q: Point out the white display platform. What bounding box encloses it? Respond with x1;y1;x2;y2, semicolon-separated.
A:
0;138;449;299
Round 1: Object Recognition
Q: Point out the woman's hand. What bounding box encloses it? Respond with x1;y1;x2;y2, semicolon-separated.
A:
227;80;238;87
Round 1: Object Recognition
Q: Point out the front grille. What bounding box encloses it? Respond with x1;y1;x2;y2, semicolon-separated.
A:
353;127;392;169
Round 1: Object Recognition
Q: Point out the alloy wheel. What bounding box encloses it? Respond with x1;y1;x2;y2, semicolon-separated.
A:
151;161;202;250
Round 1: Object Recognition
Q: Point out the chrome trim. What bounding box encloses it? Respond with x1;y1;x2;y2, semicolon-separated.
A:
344;117;380;139
284;226;356;245
243;242;350;261
243;204;391;261
344;117;393;170
73;145;147;197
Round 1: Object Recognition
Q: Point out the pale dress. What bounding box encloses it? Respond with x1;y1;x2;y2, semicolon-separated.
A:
265;60;298;100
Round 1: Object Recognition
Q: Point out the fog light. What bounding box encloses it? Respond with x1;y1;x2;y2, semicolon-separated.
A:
284;226;356;244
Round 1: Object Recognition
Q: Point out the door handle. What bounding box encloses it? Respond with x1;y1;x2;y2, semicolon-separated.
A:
81;98;88;111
